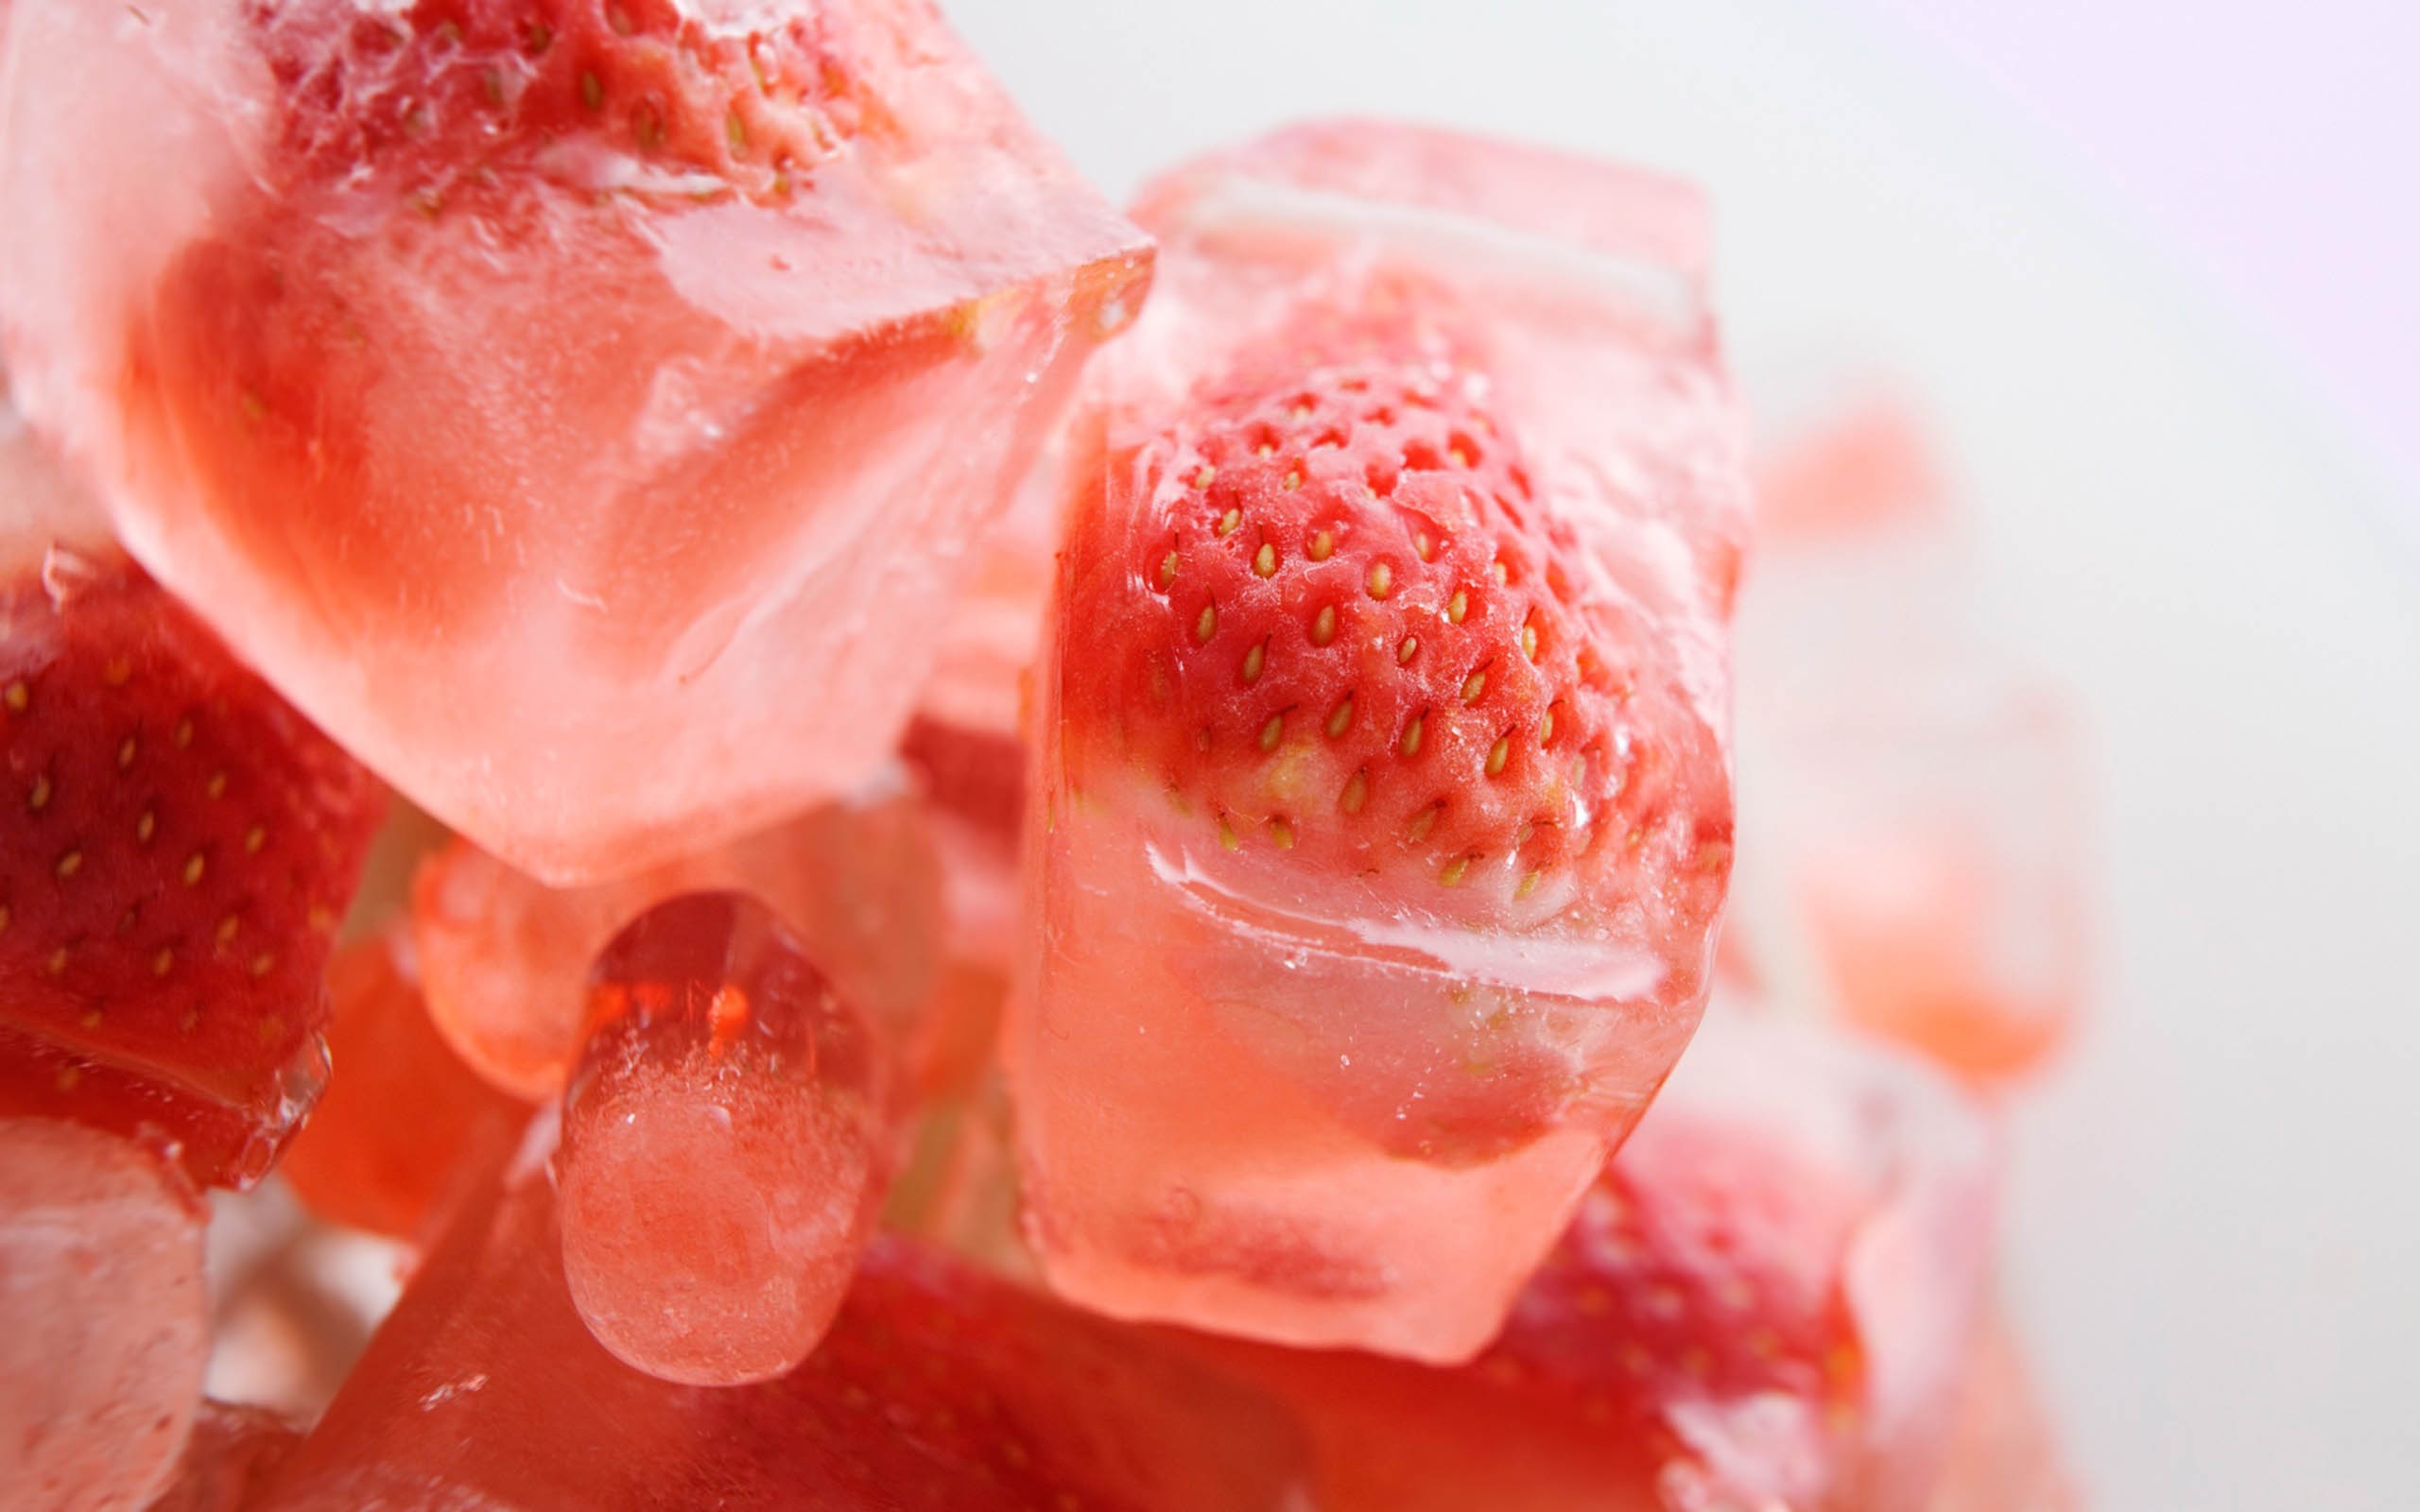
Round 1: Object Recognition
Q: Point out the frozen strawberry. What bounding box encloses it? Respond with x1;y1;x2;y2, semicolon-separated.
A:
1;1116;210;1512
1012;121;1746;1361
258;1115;1311;1512
279;928;525;1241
1195;1012;2000;1511
0;548;384;1187
1062;337;1725;954
0;0;1150;883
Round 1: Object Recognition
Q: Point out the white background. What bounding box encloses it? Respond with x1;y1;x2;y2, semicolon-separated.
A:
941;2;2420;1505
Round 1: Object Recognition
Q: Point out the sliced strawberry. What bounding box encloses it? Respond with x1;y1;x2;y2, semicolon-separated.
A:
1060;316;1730;935
0;549;385;1186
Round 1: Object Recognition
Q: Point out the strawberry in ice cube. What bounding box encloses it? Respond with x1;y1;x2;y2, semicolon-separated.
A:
1927;1312;2083;1512
1781;687;2088;1082
0;0;1150;882
1193;1011;2001;1511
257;1114;1312;1512
0;527;383;1187
1012;121;1748;1361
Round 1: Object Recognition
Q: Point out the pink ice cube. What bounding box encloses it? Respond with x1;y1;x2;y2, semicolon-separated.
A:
558;892;894;1386
141;1401;305;1512
1927;1313;2084;1512
1011;121;1749;1362
410;777;942;1101
1737;404;2090;1081
0;0;1150;882
1186;1009;2002;1511
255;1115;1312;1512
1;1117;210;1512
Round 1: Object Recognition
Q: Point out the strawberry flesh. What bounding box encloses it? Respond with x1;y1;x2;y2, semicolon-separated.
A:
0;549;384;1186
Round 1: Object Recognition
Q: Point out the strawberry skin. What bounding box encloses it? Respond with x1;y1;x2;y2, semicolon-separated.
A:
1061;319;1731;936
0;548;384;1185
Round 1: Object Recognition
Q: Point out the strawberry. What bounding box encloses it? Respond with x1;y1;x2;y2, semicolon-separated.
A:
0;548;385;1186
271;1121;1314;1511
1060;317;1731;937
250;0;875;210
1185;1017;1998;1511
1474;1111;1871;1505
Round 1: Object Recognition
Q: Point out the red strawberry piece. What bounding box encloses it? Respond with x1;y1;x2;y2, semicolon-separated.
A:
1061;318;1731;935
0;548;385;1186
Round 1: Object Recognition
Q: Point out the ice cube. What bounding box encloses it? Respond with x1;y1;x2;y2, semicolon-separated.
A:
558;892;891;1385
278;929;525;1242
1782;681;2089;1081
197;1184;405;1420
255;1114;1312;1511
0;0;1151;883
411;777;941;1100
0;1116;209;1512
1;379;111;576
1011;120;1748;1361
1187;1010;2001;1511
909;451;1063;801
1927;1312;2084;1512
1736;404;2090;1080
141;1400;305;1512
